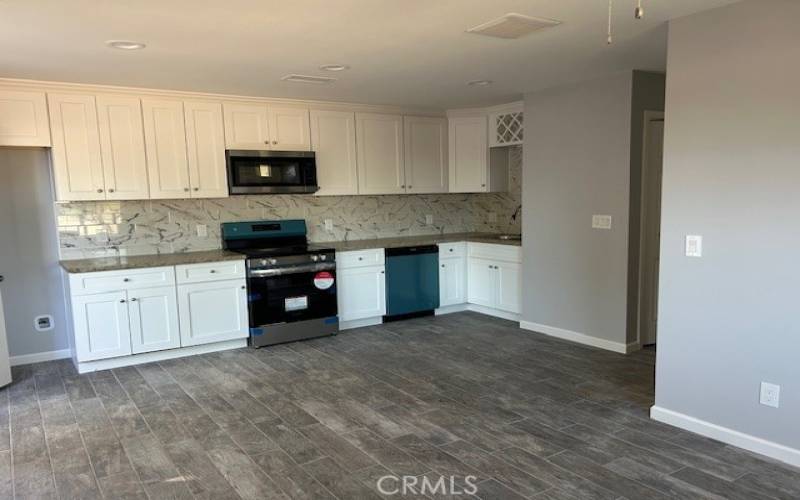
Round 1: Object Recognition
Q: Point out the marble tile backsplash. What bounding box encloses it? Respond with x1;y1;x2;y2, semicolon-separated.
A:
57;146;522;260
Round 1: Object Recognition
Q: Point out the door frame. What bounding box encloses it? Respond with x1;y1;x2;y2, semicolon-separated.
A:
637;110;665;346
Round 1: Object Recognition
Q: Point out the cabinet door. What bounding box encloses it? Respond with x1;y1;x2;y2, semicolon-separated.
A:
356;113;405;194
177;280;248;347
404;116;448;194
439;256;466;307
72;291;132;361
128;286;181;354
467;257;496;307
448;116;488;193
337;266;386;321
142;98;191;199
495;261;522;314
0;90;50;146
223;103;269;150
96;95;150;200
310;110;359;195
184;101;228;198
48;93;106;201
269;106;311;151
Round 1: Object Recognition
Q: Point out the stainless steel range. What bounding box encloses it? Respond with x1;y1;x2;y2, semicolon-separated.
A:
222;220;338;347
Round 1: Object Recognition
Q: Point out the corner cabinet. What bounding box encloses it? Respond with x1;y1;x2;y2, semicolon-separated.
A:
466;243;522;314
0;89;51;147
448;116;489;193
65;261;248;372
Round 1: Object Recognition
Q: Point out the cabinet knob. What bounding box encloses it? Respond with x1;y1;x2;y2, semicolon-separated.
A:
184;187;190;192
441;264;445;268
130;298;137;302
358;257;363;261
193;187;199;192
119;299;126;303
408;186;412;189
380;270;385;274
449;249;454;252
488;265;492;269
241;285;246;290
272;141;278;145
108;188;115;193
123;278;130;282
264;140;270;145
209;269;216;273
401;185;406;189
97;189;104;193
481;184;486;188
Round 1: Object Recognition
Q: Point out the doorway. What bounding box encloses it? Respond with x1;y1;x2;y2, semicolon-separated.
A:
638;111;665;347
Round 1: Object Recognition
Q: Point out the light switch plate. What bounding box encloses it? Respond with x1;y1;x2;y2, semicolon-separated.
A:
196;224;208;238
425;214;434;226
592;215;612;229
685;235;703;257
324;219;334;232
760;382;780;408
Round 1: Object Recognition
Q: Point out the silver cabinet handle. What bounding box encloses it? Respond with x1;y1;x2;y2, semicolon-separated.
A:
119;299;126;303
97;189;104;193
130;298;137;302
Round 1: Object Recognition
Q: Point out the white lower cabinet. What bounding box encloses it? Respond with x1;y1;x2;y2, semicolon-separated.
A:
438;243;467;307
128;286;181;354
465;243;522;315
67;261;247;366
495;261;522;314
467;258;497;308
336;249;386;323
72;291;133;361
177;280;248;347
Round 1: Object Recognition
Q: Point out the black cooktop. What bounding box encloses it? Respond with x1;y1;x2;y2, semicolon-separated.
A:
232;244;335;259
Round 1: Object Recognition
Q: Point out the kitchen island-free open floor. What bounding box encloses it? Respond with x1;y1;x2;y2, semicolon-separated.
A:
1;312;797;499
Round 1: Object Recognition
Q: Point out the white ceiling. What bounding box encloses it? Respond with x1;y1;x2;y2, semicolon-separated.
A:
0;0;739;109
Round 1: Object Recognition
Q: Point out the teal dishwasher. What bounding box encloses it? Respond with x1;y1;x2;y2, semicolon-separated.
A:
384;245;440;321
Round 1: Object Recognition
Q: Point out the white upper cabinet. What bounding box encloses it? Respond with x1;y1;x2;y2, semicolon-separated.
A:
310;109;359;196
223;103;310;151
356;113;405;195
223;103;270;150
269;105;311;151
96;95;150;200
448;115;489;193
0;89;50;147
142;98;191;199
184;101;228;198
404;116;448;194
48;93;106;201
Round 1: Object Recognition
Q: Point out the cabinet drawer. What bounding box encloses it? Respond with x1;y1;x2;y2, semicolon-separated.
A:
69;267;175;295
467;242;521;263
175;260;246;284
438;242;466;257
336;249;385;269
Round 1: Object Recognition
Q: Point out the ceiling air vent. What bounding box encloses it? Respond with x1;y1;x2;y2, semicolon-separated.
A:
466;13;561;39
281;74;337;85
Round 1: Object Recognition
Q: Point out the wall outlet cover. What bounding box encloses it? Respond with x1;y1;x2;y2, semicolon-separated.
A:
196;224;208;238
592;215;613;229
324;219;334;232
685;235;703;257
34;315;54;332
425;214;434;226
760;382;780;408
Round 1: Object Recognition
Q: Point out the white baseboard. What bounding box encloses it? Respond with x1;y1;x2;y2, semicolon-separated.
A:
435;304;469;316
10;348;72;366
466;304;520;322
519;321;636;354
339;316;383;331
75;339;247;374
650;406;800;468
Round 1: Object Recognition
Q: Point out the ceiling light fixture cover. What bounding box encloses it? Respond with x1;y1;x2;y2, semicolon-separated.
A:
466;13;561;39
281;74;337;85
319;64;350;72
467;80;493;87
105;40;146;50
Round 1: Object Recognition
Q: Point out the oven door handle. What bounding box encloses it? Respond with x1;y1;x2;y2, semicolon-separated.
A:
248;263;335;277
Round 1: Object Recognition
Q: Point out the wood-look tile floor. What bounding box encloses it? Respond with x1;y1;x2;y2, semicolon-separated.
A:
1;312;798;499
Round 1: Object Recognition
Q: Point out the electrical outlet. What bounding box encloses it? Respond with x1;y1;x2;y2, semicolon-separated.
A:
196;224;208;238
760;382;780;408
34;315;54;332
686;235;703;257
488;212;498;223
592;215;613;229
425;214;434;226
324;219;334;232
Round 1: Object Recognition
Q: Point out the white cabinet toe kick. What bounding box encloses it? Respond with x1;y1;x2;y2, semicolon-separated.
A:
64;260;248;373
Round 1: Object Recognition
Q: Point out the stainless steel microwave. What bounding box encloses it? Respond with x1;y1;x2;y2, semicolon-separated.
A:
226;150;319;195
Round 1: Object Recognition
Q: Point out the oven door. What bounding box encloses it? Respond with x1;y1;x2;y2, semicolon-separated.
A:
227;150;318;194
247;264;337;327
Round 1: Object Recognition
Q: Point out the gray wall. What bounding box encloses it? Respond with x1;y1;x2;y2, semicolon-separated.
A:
626;71;666;343
0;149;69;358
522;71;634;346
656;0;800;449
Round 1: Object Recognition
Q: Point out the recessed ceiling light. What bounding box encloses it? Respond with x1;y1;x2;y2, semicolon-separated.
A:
467;80;493;87
319;64;350;72
105;40;146;50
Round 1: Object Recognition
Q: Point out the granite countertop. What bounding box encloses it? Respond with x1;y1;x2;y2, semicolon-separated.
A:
60;233;521;273
60;249;245;274
317;233;522;252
